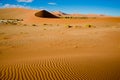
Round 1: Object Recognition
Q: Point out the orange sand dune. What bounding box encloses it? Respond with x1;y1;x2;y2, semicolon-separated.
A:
0;8;38;19
35;10;59;18
0;8;120;24
0;8;120;80
52;11;67;16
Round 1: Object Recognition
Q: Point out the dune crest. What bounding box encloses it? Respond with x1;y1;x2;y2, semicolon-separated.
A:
35;10;59;18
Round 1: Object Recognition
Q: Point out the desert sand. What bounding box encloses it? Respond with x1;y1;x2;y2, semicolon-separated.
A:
0;8;120;80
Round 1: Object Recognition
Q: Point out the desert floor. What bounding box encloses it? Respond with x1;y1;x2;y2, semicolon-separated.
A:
0;18;120;80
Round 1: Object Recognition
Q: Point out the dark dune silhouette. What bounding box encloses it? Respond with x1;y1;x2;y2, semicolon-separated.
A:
35;10;59;18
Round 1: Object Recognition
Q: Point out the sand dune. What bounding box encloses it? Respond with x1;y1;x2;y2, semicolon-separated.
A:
0;8;120;80
35;10;59;18
52;11;67;16
0;8;119;24
0;8;38;19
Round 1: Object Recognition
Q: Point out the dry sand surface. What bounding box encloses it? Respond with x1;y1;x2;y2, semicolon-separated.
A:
0;8;120;80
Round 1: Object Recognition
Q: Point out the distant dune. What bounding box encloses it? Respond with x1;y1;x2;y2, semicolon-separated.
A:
0;8;120;25
0;8;112;19
52;11;111;18
0;8;38;19
52;11;68;16
35;10;59;18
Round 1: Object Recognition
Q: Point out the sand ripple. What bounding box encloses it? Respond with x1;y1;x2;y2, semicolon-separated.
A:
0;57;120;80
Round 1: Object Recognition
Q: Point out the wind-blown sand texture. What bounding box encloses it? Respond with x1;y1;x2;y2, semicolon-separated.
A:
0;8;120;80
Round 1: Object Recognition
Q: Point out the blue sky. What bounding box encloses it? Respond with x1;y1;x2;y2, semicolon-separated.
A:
0;0;120;16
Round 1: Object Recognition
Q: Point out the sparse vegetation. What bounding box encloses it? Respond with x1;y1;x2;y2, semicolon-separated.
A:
3;37;10;40
75;25;82;28
66;25;72;28
23;24;27;26
11;22;17;25
87;24;92;28
20;32;28;34
49;24;53;26
60;17;96;19
43;23;53;26
32;24;37;26
86;24;96;28
43;23;48;25
44;28;47;30
0;19;23;25
74;45;78;48
79;17;88;19
57;24;59;26
0;32;5;35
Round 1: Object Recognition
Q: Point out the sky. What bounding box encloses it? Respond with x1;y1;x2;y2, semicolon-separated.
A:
0;0;120;16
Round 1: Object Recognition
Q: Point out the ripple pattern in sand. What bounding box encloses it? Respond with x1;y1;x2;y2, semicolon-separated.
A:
0;57;120;80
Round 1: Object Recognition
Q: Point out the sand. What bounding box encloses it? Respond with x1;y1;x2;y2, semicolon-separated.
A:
0;8;120;80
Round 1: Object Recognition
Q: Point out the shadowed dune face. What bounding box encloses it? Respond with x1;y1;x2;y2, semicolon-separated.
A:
35;10;59;18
